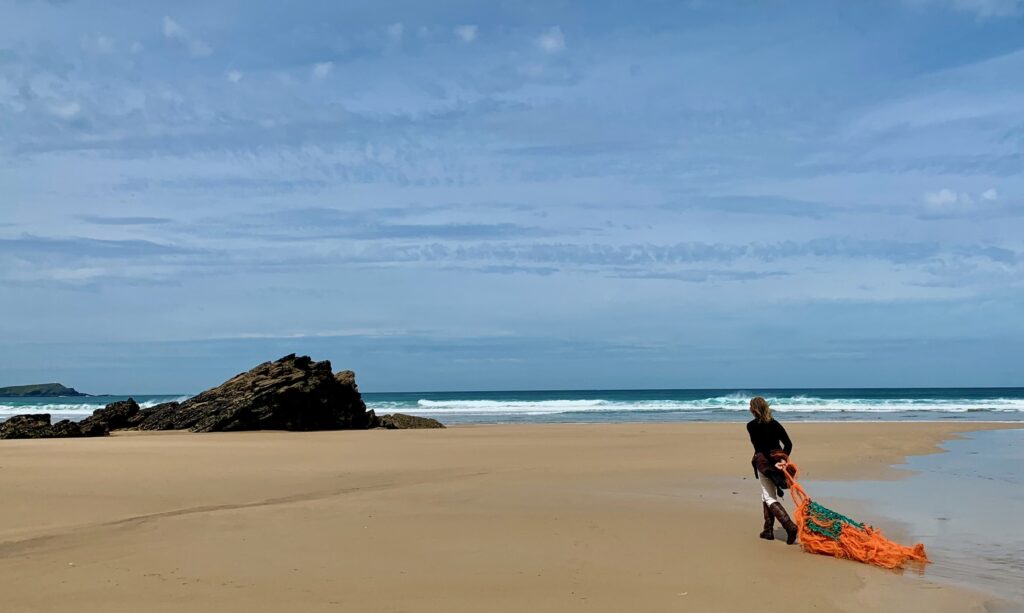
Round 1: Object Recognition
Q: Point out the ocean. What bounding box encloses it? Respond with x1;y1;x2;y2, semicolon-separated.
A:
3;387;1024;424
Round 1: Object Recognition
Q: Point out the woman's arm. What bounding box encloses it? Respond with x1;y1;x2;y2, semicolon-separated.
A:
777;422;793;456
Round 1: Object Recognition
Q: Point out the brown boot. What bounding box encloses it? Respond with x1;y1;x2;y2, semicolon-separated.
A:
759;502;775;540
769;502;798;545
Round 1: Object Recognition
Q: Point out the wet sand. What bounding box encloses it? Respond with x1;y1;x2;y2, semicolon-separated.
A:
0;422;1017;612
807;427;1024;607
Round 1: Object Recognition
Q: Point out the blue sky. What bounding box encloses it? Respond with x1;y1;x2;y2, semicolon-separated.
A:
1;0;1022;393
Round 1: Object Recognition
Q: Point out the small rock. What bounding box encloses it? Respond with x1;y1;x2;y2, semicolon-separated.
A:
378;413;445;429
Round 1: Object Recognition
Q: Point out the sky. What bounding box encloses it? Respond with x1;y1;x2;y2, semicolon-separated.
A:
1;0;1023;393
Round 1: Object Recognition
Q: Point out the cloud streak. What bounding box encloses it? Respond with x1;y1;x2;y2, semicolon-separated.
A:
535;26;566;53
162;16;212;57
0;235;189;259
454;25;478;42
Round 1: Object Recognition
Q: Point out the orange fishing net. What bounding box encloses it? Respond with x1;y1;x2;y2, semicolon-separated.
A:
783;461;929;570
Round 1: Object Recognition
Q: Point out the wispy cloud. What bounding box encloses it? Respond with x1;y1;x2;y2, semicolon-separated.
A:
345;238;1019;270
664;195;835;218
454;25;478;43
81;35;115;54
535;26;566;53
311;61;333;79
78;216;174;226
387;22;404;41
162;16;212;57
0;235;189;259
47;101;80;119
906;0;1024;18
921;187;1000;216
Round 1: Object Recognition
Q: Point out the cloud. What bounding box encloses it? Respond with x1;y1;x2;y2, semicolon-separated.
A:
81;35;115;54
347;238;1013;269
535;26;566;53
907;0;1024;17
78;216;173;226
226;70;243;83
162;16;213;57
469;264;559;276
97;36;115;53
197;206;548;242
387;22;404;41
0;235;188;259
355;223;546;241
665;195;835;218
47;101;80;119
611;269;789;282
924;189;961;207
922;187;999;216
311;61;333;79
454;25;478;43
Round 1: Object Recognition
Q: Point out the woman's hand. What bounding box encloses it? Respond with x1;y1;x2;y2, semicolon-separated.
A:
775;460;788;470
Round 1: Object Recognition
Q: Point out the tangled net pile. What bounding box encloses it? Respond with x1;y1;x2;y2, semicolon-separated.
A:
783;461;929;570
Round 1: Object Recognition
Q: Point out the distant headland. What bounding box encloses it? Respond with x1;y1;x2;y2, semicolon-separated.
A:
0;383;88;397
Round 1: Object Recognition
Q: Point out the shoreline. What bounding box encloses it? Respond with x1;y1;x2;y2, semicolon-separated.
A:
2;422;1019;611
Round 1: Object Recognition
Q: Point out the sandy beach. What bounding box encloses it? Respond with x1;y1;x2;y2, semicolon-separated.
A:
0;422;1017;612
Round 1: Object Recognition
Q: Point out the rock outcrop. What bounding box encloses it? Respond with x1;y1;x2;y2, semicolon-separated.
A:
78;419;108;438
0;413;105;439
128;402;177;430
2;354;444;437
51;419;86;438
376;413;445;429
78;398;140;433
136;354;373;432
0;414;55;439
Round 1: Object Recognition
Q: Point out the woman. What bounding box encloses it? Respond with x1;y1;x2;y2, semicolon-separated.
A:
747;396;798;544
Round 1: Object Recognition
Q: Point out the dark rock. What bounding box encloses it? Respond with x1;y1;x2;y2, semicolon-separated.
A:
50;420;84;438
133;402;183;430
0;414;100;439
335;370;357;388
79;420;109;437
128;403;176;429
377;413;446;429
137;354;373;432
80;398;140;432
365;409;380;429
0;414;54;439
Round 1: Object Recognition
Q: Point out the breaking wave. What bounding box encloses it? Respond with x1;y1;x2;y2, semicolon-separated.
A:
0;396;190;419
362;395;1024;417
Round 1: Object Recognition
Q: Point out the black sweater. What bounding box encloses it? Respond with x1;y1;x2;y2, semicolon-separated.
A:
746;418;793;457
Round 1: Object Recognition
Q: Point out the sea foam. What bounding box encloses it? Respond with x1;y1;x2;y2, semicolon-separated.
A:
396;395;1024;416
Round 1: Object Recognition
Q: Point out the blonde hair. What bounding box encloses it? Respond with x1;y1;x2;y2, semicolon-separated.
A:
750;396;773;423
